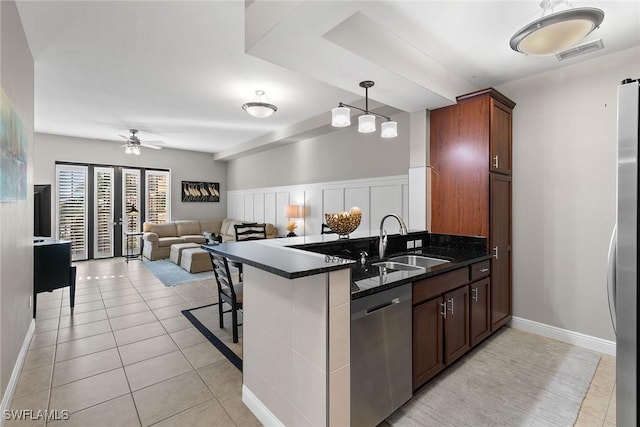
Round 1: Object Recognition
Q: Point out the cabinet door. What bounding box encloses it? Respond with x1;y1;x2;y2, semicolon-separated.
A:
444;286;470;364
490;173;512;330
413;297;444;390
490;99;512;175
470;278;491;347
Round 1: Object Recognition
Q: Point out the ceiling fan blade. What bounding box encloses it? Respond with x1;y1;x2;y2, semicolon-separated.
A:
119;143;130;147
141;140;164;145
119;134;130;140
140;143;162;150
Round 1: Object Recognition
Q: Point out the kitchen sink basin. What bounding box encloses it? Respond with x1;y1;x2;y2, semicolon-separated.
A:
388;255;450;269
371;261;425;271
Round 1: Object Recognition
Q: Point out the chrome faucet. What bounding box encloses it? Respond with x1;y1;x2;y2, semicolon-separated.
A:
378;214;408;259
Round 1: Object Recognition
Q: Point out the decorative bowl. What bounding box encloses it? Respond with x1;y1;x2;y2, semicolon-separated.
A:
324;208;362;238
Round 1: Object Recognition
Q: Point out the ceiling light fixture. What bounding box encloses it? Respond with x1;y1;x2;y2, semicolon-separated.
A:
332;80;397;138
509;0;604;56
124;144;141;155
242;90;277;118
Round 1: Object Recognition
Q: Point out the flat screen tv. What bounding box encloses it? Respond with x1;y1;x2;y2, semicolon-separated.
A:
34;184;52;237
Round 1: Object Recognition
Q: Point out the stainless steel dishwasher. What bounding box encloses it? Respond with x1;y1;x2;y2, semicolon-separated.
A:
351;283;412;427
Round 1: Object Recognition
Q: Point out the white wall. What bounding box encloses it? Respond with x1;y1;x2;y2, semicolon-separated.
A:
226;112;410;191
34;133;228;225
0;0;34;404
227;175;409;237
497;46;640;342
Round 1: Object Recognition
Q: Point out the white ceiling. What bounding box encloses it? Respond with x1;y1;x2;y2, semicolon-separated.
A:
15;1;640;158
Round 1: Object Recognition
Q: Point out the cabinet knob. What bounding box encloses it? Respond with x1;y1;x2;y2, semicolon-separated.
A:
493;155;499;168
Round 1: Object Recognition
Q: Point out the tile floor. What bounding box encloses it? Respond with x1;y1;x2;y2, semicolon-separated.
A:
7;258;259;427
8;257;617;427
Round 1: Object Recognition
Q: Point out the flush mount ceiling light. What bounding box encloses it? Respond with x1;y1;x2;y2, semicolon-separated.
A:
332;81;397;138
510;0;604;56
242;90;277;118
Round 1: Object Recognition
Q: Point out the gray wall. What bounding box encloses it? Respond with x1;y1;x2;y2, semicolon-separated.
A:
227;112;410;190
34;133;228;223
497;45;640;342
0;0;35;402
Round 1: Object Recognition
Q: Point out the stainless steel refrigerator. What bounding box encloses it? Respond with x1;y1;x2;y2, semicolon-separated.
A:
608;77;639;427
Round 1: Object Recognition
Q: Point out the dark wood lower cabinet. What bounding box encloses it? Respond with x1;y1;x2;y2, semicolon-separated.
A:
470;277;491;346
443;285;469;364
412;297;445;389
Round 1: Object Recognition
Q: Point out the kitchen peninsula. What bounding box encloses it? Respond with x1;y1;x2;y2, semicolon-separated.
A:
203;230;492;426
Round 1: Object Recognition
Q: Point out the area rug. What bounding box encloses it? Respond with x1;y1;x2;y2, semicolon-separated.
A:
143;259;214;286
182;303;242;371
387;327;601;427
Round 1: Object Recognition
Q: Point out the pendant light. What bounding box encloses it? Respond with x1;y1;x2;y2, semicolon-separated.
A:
331;81;397;138
242;90;278;118
510;0;604;56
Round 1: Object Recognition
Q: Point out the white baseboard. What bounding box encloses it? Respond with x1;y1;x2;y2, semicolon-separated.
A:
509;316;616;356
242;385;285;427
0;319;36;427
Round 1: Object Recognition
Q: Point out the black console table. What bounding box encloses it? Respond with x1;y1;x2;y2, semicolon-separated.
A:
33;238;76;317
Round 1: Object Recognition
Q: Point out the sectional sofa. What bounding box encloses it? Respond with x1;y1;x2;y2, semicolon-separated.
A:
142;218;277;260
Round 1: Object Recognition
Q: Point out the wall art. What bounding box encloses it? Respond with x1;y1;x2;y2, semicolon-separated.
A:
182;181;220;202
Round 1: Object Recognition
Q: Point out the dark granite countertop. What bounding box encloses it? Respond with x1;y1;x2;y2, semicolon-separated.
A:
201;232;490;299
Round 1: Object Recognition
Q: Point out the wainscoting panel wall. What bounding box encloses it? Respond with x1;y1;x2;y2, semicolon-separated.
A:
227;175;409;237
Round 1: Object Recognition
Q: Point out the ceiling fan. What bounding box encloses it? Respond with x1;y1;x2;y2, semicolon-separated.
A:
119;129;163;155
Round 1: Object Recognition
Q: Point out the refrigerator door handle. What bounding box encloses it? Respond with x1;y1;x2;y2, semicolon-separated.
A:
607;224;617;333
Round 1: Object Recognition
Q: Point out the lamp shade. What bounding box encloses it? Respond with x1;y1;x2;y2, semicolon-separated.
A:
242;90;277;118
510;7;604;56
284;204;302;218
381;121;398;138
331;106;351;127
358;114;376;133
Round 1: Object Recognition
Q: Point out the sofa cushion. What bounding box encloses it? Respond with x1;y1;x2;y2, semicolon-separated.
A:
220;219;234;236
182;235;206;244
220;234;236;243
199;219;222;235
175;220;201;237
157;237;185;247
144;222;177;238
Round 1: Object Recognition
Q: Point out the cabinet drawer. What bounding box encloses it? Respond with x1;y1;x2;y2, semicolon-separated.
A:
413;268;469;305
470;260;491;281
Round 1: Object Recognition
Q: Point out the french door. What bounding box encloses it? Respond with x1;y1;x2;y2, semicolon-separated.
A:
55;163;169;261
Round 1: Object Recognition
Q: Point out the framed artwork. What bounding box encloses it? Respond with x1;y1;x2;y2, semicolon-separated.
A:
181;181;220;202
0;86;28;202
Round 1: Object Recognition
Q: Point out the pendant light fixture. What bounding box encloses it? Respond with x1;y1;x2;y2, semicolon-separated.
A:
242;90;278;118
510;0;604;56
331;81;397;138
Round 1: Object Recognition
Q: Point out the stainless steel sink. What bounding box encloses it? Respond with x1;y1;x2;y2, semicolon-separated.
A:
388;255;450;269
372;261;425;271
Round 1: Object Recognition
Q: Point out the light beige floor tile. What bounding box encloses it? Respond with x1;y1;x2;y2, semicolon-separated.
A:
118;335;178;366
580;385;611;419
52;348;122;387
57;320;111;343
181;341;225;369
65;292;103;304
124;350;193;391
218;388;262;427
152;303;191;320
58;309;108;328
103;294;144;308
169;328;207;349
69;300;105;314
132;371;213;427
106;302;150;319
574;411;606;427
71;287;102;297
606;386;616;424
22;345;55;371
113;321;167;346
34;307;60;321
100;287;140;300
145;295;186;310
34;317;59;334
160;315;192;333
197;358;242;398
109;310;157;331
139;288;177;301
55;332;116;362
35;298;62;310
6;389;50;427
152;398;235;427
30;331;58;350
13;364;53;400
48;394;141;427
49;368;130;414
